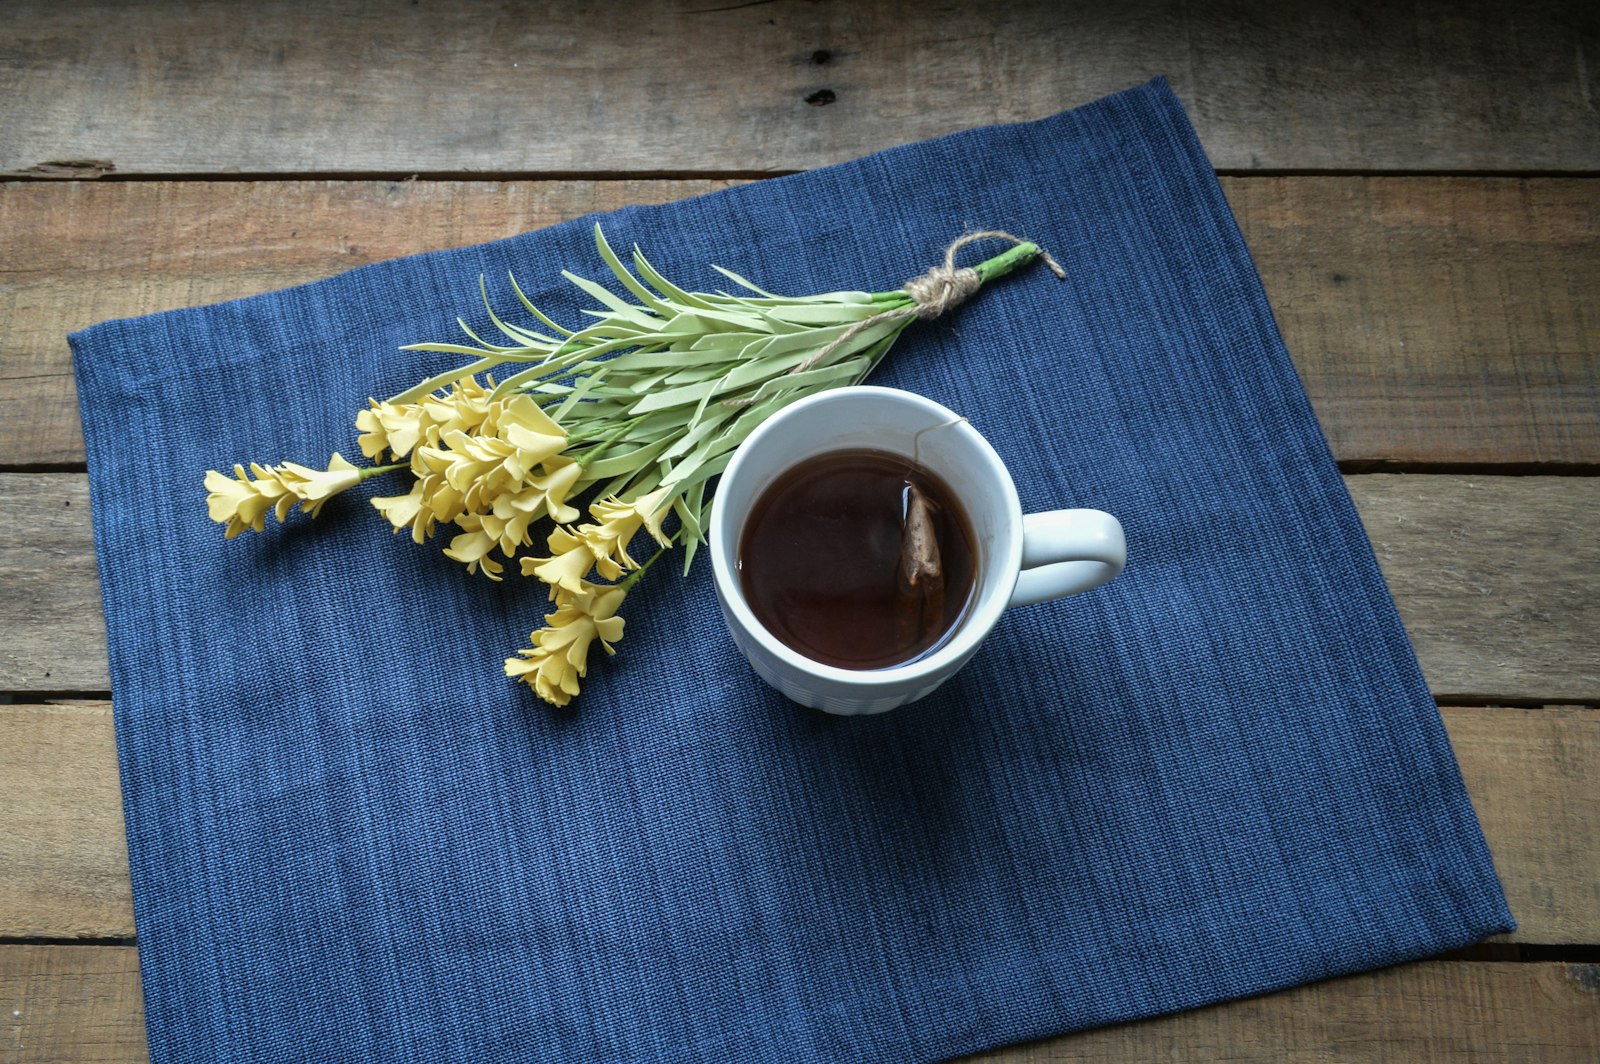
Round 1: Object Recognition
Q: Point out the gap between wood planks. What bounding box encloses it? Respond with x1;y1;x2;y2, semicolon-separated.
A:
7;168;1600;183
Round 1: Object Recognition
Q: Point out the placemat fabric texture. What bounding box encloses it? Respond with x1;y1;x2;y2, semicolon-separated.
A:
71;80;1513;1063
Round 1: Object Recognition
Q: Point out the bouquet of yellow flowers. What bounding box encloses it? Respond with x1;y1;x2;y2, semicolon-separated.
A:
205;227;1060;706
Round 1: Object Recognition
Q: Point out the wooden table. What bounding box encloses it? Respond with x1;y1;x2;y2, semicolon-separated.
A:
3;2;1596;1060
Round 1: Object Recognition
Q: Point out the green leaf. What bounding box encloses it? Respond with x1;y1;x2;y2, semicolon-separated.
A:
658;400;741;462
507;273;576;338
592;451;668;503
576;304;666;333
656;365;735;391
578;435;673;480
599;347;742;371
657;306;773;335
687;330;769;352
561;270;654;319
632;247;719;311
479;274;552;348
621;367;684;395
750;301;884;326
671;448;737;496
454;317;524;354
707;265;877;306
674;479;709;572
730;356;868;411
593;224;672;314
727;322;854;365
398;342;524;358
387;355;507;404
550;366;610;420
623;374;728;416
706;263;790;300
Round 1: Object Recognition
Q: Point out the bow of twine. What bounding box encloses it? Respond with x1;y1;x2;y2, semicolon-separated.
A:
790;230;1065;377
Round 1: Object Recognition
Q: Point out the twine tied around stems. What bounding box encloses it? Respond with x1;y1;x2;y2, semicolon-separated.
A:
786;231;1066;377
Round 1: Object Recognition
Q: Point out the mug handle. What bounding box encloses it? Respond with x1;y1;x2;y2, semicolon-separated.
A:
1008;509;1126;608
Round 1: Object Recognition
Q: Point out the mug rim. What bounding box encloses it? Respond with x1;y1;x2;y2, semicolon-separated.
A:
709;386;1023;689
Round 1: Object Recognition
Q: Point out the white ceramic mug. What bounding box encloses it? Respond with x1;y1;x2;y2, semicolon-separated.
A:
709;386;1126;715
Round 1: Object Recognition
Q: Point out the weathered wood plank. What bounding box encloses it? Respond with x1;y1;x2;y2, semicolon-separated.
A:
1350;476;1600;704
967;962;1600;1062
1447;706;1600;946
3;178;1596;468
1227;178;1600;467
3;0;1597;177
0;477;105;692
0;946;145;1064
3;949;1595;1064
0;703;132;939
4;474;1594;700
2;700;1594;944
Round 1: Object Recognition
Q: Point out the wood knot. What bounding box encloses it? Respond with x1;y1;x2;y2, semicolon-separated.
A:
19;158;116;179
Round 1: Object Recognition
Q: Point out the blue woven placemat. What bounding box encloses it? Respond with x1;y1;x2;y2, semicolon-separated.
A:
71;79;1512;1063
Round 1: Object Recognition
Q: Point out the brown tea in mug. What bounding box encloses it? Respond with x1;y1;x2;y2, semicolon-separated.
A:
737;448;977;670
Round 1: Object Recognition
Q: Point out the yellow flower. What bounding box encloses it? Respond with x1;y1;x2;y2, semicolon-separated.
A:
400;468;468;526
421;394;566;504
355;400;421;462
366;384;582;579
204;453;362;537
520;537;596;594
498;396;568;467
573;486;675;578
356;376;497;462
276;456;364;503
428;453;581;577
504;582;627;707
205;464;281;537
489;457;583;540
441;518;505;580
418;374;494;440
369;478;438;544
469;458;576;557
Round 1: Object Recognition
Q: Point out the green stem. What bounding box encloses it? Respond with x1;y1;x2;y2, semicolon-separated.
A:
618;539;676;591
972;242;1043;284
571;417;645;468
358;462;407;481
866;242;1050;304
